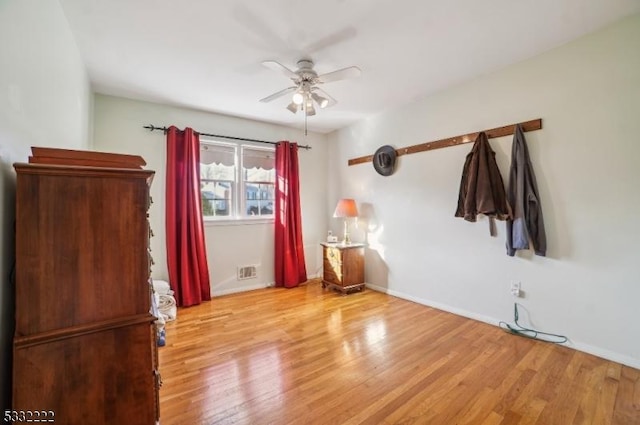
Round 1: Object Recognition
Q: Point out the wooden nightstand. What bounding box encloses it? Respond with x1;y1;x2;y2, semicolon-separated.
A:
321;242;365;294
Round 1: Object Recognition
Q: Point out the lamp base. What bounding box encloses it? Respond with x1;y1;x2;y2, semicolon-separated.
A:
343;220;351;244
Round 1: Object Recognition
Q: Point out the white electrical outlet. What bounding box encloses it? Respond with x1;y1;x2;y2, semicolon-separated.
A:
510;281;521;297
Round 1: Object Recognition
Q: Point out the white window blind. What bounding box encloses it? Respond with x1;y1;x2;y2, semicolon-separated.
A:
201;143;235;166
242;147;275;170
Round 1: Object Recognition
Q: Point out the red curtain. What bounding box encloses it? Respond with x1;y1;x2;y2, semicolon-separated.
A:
166;126;211;306
274;141;307;288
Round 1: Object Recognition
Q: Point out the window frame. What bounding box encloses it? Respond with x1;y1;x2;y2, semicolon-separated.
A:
200;138;276;224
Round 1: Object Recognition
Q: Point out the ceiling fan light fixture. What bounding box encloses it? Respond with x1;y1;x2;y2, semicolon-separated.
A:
311;93;329;108
305;102;316;116
286;102;299;113
292;91;304;105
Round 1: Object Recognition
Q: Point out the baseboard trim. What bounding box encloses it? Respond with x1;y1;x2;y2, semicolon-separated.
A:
213;283;271;297
365;283;640;370
212;274;321;297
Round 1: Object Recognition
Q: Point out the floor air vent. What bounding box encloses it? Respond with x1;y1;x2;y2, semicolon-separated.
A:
237;265;257;280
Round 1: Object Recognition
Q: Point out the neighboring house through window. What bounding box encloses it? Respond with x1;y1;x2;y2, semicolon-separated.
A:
200;139;275;220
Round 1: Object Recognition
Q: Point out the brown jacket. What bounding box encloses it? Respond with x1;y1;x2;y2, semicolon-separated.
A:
455;132;512;222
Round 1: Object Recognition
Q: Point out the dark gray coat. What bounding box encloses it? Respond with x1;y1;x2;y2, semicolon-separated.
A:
506;125;547;256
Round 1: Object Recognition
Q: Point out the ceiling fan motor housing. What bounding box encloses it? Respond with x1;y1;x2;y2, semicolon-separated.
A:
295;59;318;83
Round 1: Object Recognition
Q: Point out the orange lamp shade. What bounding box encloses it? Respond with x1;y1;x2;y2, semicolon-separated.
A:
333;198;358;218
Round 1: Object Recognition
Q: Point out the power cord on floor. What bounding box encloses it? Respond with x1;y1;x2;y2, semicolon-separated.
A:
499;303;568;344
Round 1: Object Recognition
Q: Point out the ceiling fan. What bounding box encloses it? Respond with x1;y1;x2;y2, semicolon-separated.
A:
260;59;361;117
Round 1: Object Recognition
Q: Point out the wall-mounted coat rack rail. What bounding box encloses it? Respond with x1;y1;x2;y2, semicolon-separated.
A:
347;118;542;166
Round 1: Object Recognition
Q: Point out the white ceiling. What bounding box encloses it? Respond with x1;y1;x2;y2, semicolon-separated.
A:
59;0;640;134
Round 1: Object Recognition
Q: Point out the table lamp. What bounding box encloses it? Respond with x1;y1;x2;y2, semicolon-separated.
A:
333;198;358;244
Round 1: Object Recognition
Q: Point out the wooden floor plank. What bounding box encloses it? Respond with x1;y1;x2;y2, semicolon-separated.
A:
612;367;640;424
158;280;639;424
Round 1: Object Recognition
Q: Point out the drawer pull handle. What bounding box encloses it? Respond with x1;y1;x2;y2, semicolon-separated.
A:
154;370;163;388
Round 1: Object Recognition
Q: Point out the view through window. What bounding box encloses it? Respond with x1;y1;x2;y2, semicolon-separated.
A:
200;140;275;220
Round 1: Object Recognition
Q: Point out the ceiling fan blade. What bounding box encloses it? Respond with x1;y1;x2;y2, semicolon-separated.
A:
262;60;299;80
301;27;357;55
316;66;361;83
312;87;338;108
259;86;296;103
233;5;288;53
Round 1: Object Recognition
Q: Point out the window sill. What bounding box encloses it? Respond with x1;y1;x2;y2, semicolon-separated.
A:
203;217;274;227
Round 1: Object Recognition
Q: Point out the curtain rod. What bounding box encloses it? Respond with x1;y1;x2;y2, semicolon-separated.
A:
143;124;312;150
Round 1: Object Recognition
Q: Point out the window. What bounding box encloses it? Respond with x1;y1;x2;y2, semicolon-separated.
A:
200;142;235;217
200;140;275;220
243;147;275;217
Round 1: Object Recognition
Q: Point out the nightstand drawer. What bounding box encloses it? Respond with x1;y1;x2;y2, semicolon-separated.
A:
324;255;342;270
323;267;341;285
325;246;341;262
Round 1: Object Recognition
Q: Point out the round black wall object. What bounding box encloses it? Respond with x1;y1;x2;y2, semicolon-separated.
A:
372;145;397;176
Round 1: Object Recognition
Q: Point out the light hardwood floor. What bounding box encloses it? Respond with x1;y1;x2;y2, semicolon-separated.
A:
158;279;639;425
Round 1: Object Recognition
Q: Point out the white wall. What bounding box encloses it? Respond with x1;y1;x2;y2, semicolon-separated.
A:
92;95;328;296
0;0;91;409
328;13;640;368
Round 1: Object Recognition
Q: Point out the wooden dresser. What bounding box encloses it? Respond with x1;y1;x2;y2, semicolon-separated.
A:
321;242;365;294
13;148;160;425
